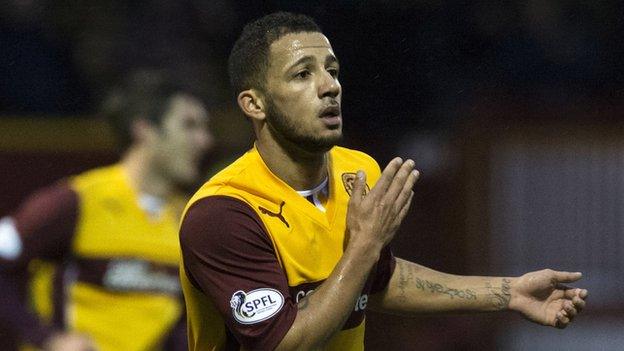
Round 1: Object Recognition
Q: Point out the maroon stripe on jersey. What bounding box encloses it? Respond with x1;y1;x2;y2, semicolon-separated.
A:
289;279;369;330
75;257;181;295
288;248;396;330
52;264;66;329
370;247;397;294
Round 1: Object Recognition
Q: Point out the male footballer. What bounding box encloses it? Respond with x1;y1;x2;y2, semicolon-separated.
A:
179;12;587;351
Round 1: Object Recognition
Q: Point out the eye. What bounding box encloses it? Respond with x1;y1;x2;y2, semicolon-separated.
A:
295;70;311;79
327;68;339;78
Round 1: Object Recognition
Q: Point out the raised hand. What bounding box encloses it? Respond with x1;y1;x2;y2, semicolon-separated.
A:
509;269;588;329
345;158;419;252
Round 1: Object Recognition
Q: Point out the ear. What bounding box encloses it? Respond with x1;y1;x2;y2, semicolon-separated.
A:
130;118;157;144
237;89;266;122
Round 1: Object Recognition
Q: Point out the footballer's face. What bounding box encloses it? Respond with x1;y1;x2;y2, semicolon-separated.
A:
152;94;213;186
262;31;342;153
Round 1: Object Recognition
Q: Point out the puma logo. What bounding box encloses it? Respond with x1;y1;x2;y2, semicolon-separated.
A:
258;201;290;228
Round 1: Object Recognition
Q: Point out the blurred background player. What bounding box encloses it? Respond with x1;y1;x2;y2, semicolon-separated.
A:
0;69;214;351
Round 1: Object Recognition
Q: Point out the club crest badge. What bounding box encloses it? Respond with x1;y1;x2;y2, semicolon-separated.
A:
341;172;370;197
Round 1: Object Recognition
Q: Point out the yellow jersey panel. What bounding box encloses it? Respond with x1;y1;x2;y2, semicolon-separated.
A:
182;146;384;351
67;165;183;351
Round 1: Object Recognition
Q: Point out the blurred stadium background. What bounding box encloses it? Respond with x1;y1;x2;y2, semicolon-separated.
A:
1;1;622;350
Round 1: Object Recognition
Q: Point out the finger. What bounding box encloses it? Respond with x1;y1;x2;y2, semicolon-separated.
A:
394;169;419;213
555;311;570;328
554;318;566;329
369;157;403;197
382;159;415;206
563;301;577;318
572;295;586;311
349;170;367;204
563;287;587;300
395;191;414;224
553;271;583;284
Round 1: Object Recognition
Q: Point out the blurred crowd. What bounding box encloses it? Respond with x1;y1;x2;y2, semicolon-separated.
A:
2;1;622;136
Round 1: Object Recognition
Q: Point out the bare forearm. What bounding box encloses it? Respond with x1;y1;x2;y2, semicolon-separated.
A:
275;245;380;351
370;258;514;315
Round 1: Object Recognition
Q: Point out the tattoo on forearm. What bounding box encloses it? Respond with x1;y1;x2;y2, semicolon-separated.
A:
485;278;511;310
397;261;415;302
414;277;477;300
398;262;476;301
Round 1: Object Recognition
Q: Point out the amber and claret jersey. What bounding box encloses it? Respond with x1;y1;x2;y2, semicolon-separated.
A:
0;165;187;351
180;146;396;351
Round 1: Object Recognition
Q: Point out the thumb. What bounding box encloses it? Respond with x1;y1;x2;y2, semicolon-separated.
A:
553;271;583;284
350;170;367;203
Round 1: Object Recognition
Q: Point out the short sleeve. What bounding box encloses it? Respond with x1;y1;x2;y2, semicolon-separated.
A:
5;182;78;267
0;182;78;346
179;196;297;351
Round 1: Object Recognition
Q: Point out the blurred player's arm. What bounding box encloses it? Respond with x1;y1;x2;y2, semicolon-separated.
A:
369;258;588;328
0;183;95;350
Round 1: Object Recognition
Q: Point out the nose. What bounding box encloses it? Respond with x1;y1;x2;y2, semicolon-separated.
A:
318;70;340;99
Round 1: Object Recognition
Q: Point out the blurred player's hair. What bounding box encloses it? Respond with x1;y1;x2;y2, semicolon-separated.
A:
101;69;195;150
228;12;321;94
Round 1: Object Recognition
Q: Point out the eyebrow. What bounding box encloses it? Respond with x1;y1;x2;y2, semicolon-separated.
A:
325;55;339;66
290;55;315;69
288;54;340;71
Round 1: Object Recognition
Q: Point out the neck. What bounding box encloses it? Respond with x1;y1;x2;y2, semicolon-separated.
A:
121;145;175;199
256;136;328;191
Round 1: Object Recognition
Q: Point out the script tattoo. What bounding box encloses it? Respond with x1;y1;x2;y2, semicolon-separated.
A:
414;277;477;300
398;262;476;301
397;262;412;303
485;278;511;310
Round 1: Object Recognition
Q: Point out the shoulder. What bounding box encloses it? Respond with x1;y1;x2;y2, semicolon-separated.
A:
184;150;257;211
69;164;125;192
14;181;78;224
180;195;270;252
330;146;379;167
6;181;79;262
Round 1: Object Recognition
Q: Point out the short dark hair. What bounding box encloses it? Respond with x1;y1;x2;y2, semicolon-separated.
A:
228;12;321;94
101;69;194;150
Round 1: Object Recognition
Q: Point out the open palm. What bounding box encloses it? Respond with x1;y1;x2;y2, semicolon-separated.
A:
509;269;588;329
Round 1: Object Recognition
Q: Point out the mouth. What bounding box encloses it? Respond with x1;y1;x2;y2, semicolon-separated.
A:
319;105;342;127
